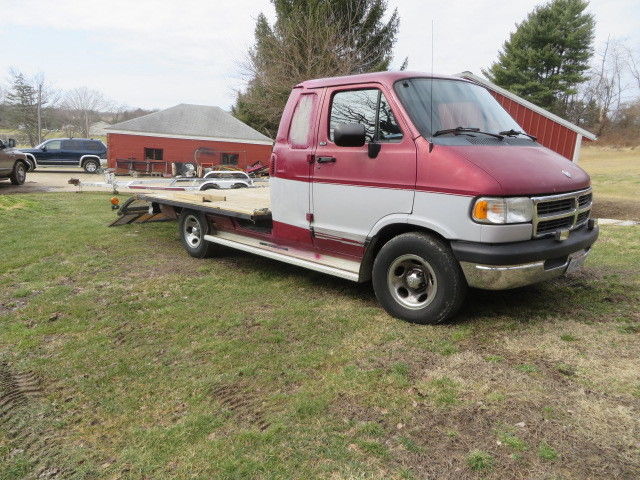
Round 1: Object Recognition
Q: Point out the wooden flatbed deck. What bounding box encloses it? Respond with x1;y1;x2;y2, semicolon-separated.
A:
138;187;272;221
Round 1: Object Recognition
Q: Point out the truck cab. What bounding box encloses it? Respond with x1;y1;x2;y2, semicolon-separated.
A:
131;72;598;324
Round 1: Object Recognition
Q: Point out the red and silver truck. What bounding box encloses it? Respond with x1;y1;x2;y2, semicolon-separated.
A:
118;72;598;324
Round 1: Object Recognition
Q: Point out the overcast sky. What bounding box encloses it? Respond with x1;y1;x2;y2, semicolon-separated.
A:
2;0;638;110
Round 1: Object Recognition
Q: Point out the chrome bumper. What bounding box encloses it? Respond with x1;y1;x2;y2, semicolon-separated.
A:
460;248;590;290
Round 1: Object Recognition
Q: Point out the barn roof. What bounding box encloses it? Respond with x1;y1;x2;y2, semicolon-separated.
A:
456;72;597;141
107;104;273;145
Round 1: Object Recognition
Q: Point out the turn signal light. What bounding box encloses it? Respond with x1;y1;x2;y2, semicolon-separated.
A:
110;197;120;206
473;200;488;220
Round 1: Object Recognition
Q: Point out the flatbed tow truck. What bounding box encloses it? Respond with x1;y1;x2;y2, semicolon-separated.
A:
112;71;598;324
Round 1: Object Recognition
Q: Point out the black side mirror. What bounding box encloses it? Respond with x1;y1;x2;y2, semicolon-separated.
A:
368;142;382;159
41;146;47;151
334;123;366;147
0;140;5;149
7;138;16;148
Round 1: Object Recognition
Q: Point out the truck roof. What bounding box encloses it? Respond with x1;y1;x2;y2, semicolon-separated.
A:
296;71;468;89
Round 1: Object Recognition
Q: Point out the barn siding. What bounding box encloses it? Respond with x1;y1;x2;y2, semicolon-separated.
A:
489;91;578;160
107;133;273;173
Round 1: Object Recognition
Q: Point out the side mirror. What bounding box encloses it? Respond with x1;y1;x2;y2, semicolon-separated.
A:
41;146;47;151
0;140;5;149
334;123;366;147
7;139;16;148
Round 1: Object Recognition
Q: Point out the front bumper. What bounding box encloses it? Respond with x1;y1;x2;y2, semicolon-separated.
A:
452;223;599;290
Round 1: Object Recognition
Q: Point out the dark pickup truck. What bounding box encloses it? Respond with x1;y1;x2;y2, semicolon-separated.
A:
20;138;107;173
0;139;29;185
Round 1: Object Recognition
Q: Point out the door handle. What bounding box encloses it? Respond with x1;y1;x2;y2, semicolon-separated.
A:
316;156;336;164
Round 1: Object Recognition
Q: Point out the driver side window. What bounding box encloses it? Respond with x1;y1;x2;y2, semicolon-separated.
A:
45;140;62;150
329;89;403;143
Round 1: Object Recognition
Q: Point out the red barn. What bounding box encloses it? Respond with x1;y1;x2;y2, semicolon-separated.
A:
457;72;596;162
106;104;273;175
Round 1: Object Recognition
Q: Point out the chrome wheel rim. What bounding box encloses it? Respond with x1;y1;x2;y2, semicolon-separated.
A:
16;164;26;182
85;162;97;172
387;254;438;310
183;215;203;249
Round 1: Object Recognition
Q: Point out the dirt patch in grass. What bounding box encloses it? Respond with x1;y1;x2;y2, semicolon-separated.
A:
592;198;640;221
211;382;271;431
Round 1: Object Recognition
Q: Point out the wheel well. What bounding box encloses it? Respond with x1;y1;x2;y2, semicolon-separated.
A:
81;156;100;166
359;224;449;282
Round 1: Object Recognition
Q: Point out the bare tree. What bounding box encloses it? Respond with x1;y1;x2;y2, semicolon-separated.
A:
63;87;112;138
573;38;630;136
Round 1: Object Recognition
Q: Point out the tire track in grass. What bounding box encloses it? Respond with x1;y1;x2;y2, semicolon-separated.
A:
0;362;76;479
211;383;271;431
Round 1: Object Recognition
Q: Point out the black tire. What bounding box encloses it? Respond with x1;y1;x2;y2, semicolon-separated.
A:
200;183;220;191
372;232;467;324
83;159;100;173
26;158;36;171
232;183;247;189
178;210;217;258
9;161;27;185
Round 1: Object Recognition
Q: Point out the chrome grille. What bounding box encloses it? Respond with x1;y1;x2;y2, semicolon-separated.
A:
532;188;592;238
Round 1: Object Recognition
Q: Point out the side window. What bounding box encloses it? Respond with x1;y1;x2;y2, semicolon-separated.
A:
221;153;239;165
329;89;403;143
144;148;163;160
46;140;62;150
378;95;403;142
288;94;315;148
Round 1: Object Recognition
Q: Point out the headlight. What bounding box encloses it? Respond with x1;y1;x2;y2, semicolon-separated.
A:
472;197;533;224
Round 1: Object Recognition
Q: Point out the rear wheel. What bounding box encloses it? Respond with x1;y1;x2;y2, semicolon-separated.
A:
372;232;466;324
179;210;218;258
83;159;100;173
10;162;27;185
200;183;220;191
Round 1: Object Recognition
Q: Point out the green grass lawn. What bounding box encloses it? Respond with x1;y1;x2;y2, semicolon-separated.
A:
580;146;640;220
1;193;639;479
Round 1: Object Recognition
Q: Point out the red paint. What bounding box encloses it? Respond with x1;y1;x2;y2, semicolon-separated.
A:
107;133;272;173
489;91;578;160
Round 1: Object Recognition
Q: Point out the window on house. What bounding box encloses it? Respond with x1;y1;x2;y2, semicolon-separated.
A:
221;153;239;165
329;88;403;143
144;148;163;160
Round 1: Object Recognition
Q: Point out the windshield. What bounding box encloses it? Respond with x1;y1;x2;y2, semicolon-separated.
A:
394;78;521;138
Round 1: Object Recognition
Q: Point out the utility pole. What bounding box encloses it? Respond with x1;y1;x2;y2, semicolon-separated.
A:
37;82;42;144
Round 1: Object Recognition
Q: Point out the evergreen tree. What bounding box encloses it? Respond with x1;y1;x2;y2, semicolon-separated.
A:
484;0;594;115
234;0;399;137
6;72;39;146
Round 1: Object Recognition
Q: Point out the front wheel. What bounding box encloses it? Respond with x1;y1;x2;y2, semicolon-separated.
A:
178;210;218;258
83;159;100;173
10;162;27;185
372;232;467;324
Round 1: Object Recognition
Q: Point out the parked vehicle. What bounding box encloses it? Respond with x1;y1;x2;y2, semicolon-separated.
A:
0;139;30;186
116;72;599;324
20;138;107;173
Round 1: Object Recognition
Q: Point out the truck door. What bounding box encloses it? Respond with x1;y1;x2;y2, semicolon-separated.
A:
60;140;80;166
38;139;63;166
270;90;322;248
311;85;416;256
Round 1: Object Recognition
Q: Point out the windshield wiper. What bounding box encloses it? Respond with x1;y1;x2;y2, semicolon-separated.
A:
433;126;504;140
499;129;537;141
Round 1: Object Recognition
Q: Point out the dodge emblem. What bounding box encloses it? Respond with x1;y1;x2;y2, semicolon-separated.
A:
561;170;572;178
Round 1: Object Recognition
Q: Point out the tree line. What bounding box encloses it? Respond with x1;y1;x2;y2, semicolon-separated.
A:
235;0;640;145
0;71;154;146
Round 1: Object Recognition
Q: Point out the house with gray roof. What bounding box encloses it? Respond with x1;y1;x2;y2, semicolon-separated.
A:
105;104;273;174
